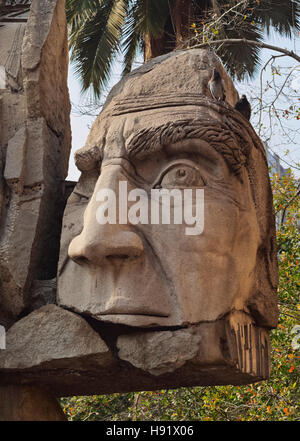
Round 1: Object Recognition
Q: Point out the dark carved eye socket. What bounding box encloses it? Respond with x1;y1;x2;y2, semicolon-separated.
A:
157;163;205;189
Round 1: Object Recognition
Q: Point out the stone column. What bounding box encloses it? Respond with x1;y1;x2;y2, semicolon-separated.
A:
0;385;66;421
0;0;71;328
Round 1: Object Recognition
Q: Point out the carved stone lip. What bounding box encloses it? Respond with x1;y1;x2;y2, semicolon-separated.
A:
99;299;169;317
99;312;169;317
95;313;175;328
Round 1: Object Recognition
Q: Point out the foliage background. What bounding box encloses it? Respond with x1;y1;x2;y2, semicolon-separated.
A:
61;171;300;422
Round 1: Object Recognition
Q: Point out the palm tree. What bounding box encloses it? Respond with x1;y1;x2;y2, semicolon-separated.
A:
66;0;300;98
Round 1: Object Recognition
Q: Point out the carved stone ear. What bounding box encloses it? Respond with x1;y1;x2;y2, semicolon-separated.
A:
245;141;279;329
247;245;279;329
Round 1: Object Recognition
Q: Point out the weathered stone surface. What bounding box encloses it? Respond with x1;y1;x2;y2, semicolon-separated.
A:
55;48;278;392
0;22;25;91
30;279;57;310
117;329;202;376
59;49;278;331
0;91;26;147
23;117;61;187
103;49;239;112
117;311;271;378
0;385;66;421
0;6;278;396
0;120;61;324
22;0;71;176
0;312;271;397
0;305;113;370
4;125;27;189
0;0;71;327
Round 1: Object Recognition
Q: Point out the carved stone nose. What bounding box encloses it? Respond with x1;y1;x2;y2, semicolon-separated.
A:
69;228;144;267
68;162;145;267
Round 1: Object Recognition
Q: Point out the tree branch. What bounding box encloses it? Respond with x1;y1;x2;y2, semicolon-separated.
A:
257;54;289;136
190;39;300;63
280;186;300;226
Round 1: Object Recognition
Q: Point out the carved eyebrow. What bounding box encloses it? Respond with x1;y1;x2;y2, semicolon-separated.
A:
74;145;102;172
125;119;249;176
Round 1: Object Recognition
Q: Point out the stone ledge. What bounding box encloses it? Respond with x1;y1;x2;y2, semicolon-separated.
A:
0;308;271;397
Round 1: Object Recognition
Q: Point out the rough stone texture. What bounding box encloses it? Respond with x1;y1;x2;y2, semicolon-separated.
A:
0;311;271;397
117;311;271;378
117;329;202;376
0;91;26;149
58;49;278;331
56;48;279;392
0;17;278;395
30;279;57;310
0;385;66;421
22;0;71;175
0;0;71;327
0;305;113;369
4;125;27;188
0;22;25;92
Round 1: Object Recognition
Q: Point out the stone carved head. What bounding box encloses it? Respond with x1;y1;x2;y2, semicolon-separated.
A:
57;50;278;353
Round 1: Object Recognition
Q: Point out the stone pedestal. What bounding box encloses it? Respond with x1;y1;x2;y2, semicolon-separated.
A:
0;385;66;421
0;306;272;397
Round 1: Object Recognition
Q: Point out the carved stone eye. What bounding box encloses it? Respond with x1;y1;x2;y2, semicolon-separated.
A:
160;165;205;188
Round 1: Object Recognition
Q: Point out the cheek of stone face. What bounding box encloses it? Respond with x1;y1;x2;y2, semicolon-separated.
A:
138;198;258;323
58;170;259;327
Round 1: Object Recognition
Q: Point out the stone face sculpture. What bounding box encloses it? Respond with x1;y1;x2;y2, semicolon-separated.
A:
0;11;279;411
59;51;279;327
56;49;278;380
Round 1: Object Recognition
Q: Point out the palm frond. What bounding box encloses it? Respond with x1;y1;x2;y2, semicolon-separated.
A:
218;21;264;80
66;0;100;34
252;0;300;36
66;0;300;98
132;0;170;37
121;2;141;76
121;0;171;75
71;0;130;97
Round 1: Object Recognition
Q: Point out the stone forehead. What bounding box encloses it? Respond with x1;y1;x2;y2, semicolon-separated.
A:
76;103;260;176
79;49;242;162
75;49;265;173
102;49;239;115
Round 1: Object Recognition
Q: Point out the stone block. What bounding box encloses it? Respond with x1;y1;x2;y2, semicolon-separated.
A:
0;305;113;370
4;125;27;191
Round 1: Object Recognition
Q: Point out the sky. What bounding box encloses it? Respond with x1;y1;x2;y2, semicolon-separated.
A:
67;31;300;182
